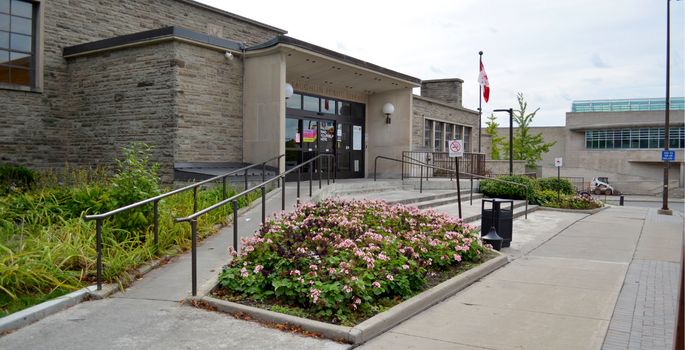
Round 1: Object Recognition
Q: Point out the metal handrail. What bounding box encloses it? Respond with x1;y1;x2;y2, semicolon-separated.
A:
174;153;336;296
374;155;528;218
83;154;285;291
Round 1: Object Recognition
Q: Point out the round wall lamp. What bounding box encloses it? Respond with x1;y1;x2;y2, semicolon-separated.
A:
224;51;234;60
382;103;394;124
285;83;294;100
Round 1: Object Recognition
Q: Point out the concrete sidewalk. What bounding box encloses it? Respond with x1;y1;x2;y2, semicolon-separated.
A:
0;180;683;350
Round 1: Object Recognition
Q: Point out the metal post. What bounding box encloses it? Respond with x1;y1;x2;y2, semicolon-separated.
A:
319;157;322;189
244;169;248;192
420;165;423;193
620;195;625;206
191;219;197;297
479;51;483;153
261;185;266;225
327;157;330;186
262;163;265;184
456;157;462;219
233;201;238;252
153;200;159;248
557;166;561;203
662;0;671;213
96;219;102;291
309;162;313;197
470;176;473;205
297;170;300;205
222;177;227;201
193;187;198;213
282;177;286;211
509;108;513;175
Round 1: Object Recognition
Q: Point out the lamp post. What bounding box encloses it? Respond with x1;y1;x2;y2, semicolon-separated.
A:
494;108;514;175
660;0;671;214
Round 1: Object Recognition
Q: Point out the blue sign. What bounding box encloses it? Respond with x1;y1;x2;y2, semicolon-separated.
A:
662;150;676;161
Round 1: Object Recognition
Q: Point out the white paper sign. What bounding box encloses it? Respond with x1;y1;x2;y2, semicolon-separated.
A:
353;126;362;150
555;158;563;167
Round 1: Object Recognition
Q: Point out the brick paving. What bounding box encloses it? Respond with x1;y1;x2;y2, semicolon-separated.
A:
602;208;682;350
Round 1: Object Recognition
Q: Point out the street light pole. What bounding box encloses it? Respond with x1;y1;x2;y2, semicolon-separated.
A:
494;108;514;175
661;0;671;214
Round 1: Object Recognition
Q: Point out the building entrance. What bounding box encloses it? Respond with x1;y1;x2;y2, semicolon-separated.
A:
284;93;365;180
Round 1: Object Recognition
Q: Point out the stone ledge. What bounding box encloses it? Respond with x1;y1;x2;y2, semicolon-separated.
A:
192;252;509;344
537;205;609;215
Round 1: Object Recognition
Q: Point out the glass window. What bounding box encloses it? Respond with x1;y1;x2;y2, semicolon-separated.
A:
321;98;335;114
351;103;364;118
286;93;302;109
285;118;300;148
0;0;35;87
463;127;471;152
303;95;319;112
424;120;432;148
434;121;442;152
338;101;350;116
444;124;453;150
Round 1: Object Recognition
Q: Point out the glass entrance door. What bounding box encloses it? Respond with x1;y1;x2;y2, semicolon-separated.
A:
335;122;364;178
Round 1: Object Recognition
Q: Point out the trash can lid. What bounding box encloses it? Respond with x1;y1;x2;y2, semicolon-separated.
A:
482;198;515;203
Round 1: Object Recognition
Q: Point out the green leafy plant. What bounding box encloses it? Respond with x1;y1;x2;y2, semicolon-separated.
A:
479;175;540;204
541;193;603;210
538;177;574;195
0;165;39;195
108;143;161;239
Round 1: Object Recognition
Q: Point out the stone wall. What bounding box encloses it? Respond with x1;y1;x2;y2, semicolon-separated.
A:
412;96;479;152
66;42;178;182
2;0;283;172
421;79;463;107
175;42;244;166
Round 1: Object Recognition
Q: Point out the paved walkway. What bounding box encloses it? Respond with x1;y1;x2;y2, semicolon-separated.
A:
0;180;682;350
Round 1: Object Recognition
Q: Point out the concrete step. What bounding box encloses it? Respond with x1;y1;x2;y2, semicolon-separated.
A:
393;192;484;208
332;180;404;190
332;184;415;196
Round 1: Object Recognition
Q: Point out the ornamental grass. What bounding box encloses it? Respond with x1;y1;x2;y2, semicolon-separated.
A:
218;197;492;325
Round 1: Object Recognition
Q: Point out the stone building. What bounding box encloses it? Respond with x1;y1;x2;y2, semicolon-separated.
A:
493;98;685;195
1;0;479;183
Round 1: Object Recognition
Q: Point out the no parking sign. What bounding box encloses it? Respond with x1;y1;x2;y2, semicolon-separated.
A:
449;140;463;157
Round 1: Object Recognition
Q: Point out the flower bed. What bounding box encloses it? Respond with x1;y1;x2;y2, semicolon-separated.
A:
217;197;492;325
540;192;604;210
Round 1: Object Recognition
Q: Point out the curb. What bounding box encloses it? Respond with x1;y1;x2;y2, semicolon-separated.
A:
0;285;97;334
191;251;509;345
537;205;609;215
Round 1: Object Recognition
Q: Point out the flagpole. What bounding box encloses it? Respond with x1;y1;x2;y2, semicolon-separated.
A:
478;51;483;153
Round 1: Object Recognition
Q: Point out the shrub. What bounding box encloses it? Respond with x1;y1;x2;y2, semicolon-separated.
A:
0;165;39;195
218;198;491;324
479;175;539;204
538;177;574;195
108;143;161;239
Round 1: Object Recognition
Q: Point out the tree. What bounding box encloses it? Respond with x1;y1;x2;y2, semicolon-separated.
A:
504;93;557;170
484;113;507;160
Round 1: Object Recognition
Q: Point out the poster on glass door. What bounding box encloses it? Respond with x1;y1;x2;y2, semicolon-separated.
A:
353;126;362;150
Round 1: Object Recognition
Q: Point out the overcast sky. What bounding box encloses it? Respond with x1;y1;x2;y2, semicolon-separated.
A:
199;0;684;127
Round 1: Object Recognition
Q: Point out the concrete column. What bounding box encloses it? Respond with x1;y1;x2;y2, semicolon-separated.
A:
366;89;413;178
243;52;286;171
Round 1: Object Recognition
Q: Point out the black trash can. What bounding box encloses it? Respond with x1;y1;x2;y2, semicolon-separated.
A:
481;198;514;247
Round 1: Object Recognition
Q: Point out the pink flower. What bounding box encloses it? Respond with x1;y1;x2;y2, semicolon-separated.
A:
310;264;318;270
241;272;248;277
372;282;381;288
402;265;409;269
343;285;352;293
386;275;394;281
453;254;462;262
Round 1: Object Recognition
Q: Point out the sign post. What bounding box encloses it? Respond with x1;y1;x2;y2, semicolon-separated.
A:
449;140;464;218
555;158;563;202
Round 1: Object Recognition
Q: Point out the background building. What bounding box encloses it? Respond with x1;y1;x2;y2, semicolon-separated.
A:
494;97;685;195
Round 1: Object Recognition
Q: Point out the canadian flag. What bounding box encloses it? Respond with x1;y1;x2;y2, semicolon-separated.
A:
478;62;490;103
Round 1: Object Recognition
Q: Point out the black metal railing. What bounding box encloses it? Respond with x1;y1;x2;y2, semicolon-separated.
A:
83;154;285;291
375;155;528;219
402;151;485;178
174;154;336;296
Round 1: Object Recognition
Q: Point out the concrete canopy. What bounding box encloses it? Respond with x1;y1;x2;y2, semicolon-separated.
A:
246;36;421;95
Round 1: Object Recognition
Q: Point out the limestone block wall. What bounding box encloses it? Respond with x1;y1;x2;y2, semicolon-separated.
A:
66;42;177;182
412;96;479;152
175;42;244;166
421;79;463;107
2;0;283;171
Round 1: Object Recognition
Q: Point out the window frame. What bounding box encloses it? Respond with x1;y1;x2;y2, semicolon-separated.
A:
0;0;42;92
423;117;471;152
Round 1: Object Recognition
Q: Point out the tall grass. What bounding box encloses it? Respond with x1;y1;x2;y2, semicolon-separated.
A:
0;163;262;318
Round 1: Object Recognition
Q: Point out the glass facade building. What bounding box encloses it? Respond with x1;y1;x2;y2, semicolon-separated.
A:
572;97;685;113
